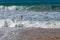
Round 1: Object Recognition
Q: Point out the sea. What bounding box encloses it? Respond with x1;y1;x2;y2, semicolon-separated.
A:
0;2;59;28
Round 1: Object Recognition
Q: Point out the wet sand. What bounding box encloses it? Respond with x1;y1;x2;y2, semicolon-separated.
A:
0;28;60;40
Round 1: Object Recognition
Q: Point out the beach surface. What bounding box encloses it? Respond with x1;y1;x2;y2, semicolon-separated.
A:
0;28;60;40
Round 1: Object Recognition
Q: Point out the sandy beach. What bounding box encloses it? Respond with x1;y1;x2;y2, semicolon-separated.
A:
0;28;60;40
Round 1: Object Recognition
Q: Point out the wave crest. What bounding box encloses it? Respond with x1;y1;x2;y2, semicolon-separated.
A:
0;6;32;11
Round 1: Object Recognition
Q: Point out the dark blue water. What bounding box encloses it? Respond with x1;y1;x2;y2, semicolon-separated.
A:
0;0;60;3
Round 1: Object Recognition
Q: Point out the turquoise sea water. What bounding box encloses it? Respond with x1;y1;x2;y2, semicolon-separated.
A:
0;2;60;11
0;2;60;6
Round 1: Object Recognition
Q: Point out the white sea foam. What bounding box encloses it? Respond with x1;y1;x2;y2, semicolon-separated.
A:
0;6;31;11
0;6;59;28
0;6;4;10
0;19;60;28
7;6;17;11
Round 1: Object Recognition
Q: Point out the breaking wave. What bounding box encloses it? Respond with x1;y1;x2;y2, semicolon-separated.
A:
0;10;59;28
0;19;60;28
0;6;60;28
0;6;35;11
0;5;53;11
